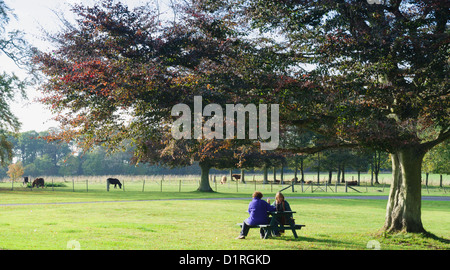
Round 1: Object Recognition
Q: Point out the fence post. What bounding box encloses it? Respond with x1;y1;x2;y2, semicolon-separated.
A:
142;179;145;192
345;181;348;193
86;179;88;192
72;178;75;192
123;180;125;192
52;178;54;191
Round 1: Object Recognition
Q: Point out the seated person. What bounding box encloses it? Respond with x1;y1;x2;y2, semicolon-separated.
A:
237;191;276;239
269;192;293;234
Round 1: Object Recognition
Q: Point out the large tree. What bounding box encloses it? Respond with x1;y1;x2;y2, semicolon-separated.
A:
0;0;29;165
33;0;266;191
198;0;449;233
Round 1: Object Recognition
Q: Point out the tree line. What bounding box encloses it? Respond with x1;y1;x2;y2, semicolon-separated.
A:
2;129;447;181
0;129;387;179
0;129;200;178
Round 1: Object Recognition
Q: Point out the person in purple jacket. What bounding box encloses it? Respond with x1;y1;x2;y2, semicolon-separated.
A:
237;191;276;239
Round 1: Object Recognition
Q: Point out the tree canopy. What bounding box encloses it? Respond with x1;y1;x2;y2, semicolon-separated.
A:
33;0;448;232
0;0;30;165
197;0;449;233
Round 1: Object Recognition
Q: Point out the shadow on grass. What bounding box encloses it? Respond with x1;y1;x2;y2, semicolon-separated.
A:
269;234;358;249
424;232;450;244
377;230;450;249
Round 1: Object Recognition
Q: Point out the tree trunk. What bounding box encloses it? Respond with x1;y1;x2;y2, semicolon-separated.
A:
263;166;269;184
383;146;426;233
294;162;298;183
300;158;304;183
375;151;381;184
198;162;214;192
341;164;345;183
337;166;342;183
317;152;320;184
280;165;284;184
371;160;374;186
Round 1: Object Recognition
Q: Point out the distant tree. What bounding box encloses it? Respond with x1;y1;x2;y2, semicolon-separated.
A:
81;150;106;176
423;140;450;179
351;149;372;185
58;155;81;176
7;161;24;182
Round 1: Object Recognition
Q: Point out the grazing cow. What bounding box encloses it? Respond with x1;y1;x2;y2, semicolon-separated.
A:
306;180;313;184
23;176;29;186
32;178;45;188
107;178;122;189
232;174;241;181
274;179;280;183
346;180;358;186
220;176;227;184
291;177;298;183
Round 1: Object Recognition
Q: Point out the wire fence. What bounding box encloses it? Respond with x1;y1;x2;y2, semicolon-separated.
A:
1;173;448;194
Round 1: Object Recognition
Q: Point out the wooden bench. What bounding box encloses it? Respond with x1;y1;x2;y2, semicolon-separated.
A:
236;223;274;239
237;223;305;239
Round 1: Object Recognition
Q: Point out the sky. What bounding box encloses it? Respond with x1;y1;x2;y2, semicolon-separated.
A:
2;0;171;132
3;0;77;132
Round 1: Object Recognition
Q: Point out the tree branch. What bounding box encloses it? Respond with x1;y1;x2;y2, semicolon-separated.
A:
278;142;360;155
421;127;450;152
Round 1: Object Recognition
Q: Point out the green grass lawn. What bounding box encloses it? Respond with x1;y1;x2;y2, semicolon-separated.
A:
1;186;449;250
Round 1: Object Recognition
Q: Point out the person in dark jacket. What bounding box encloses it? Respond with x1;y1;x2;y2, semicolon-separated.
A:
237;191;276;239
269;192;293;235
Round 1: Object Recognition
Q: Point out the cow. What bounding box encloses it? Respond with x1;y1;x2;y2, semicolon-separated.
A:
23;176;29;186
346;180;358;186
32;178;45;188
107;178;122;189
232;174;241;181
220;176;227;184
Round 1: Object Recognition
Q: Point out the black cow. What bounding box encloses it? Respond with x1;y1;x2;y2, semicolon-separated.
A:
346;180;358;186
231;174;241;181
32;178;45;188
107;178;122;189
23;176;29;186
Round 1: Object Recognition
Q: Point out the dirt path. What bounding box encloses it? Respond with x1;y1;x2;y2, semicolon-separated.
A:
1;195;449;207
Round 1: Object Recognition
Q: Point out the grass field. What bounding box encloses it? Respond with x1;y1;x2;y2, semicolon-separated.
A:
0;173;449;250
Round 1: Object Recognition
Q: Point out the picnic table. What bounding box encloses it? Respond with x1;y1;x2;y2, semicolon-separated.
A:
238;211;305;239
